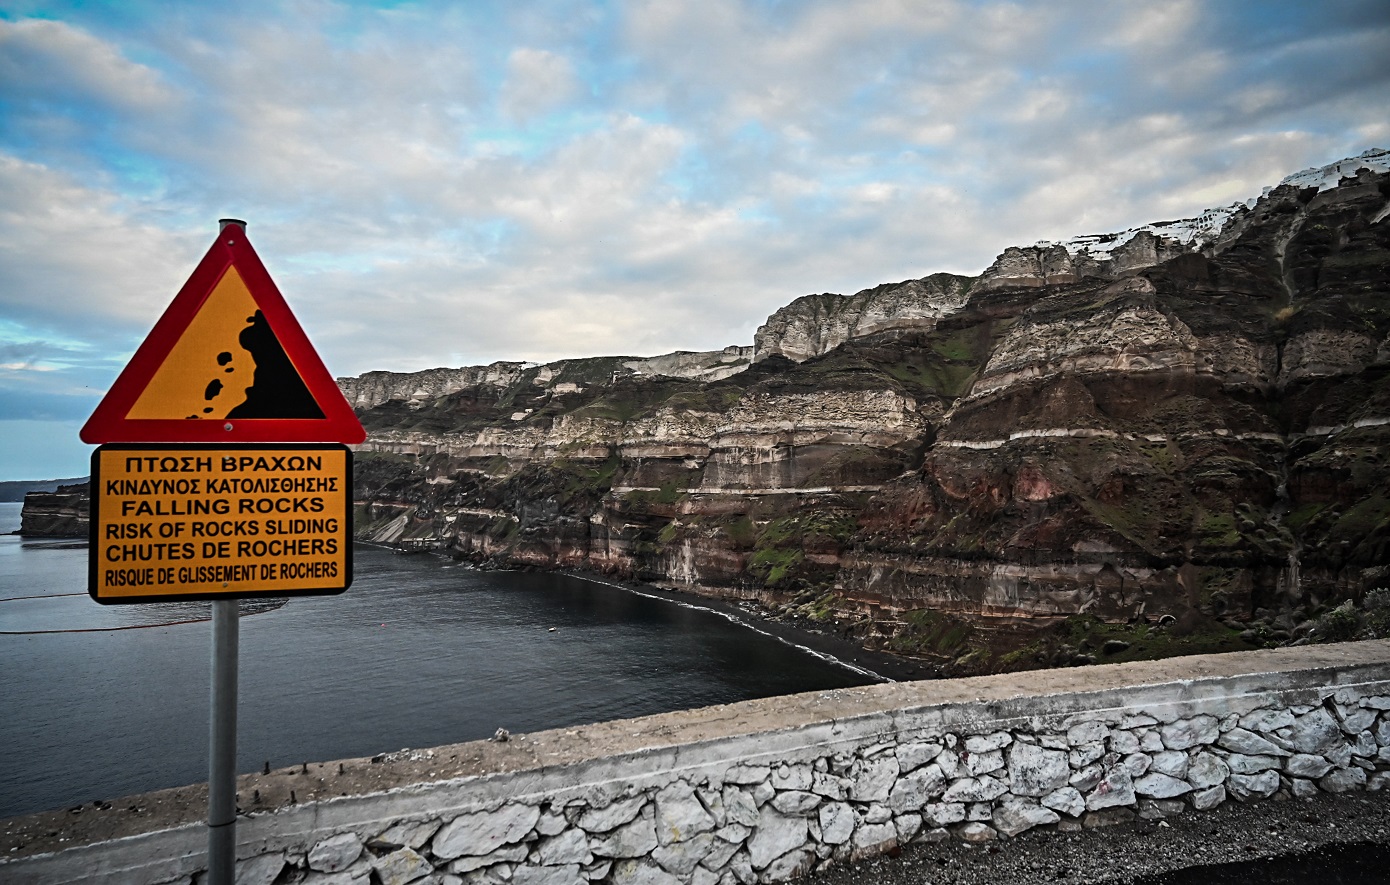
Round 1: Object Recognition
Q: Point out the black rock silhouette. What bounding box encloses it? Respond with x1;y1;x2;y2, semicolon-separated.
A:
225;311;324;419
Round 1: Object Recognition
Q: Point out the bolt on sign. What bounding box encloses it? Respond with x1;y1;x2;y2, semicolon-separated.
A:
81;221;365;603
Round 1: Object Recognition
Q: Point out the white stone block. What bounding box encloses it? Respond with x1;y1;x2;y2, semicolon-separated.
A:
769;764;812;793
590;811;658;859
1069;764;1104;793
991;798;1059;837
1121;753;1151;778
1238;708;1295;733
1218;728;1288;757
965;749;1005;776
1149;750;1187;779
1224;754;1281;775
1228;770;1280;801
703;833;742;872
964;732;1012;753
1284;753;1333;778
761;847;814;881
309;833;365;873
1160;715;1218;751
1041;786;1085;818
1186;752;1229;789
1066;721;1108;746
1189;785;1225;811
236;853;286;885
769;791;819;815
954;822;996;843
893;813;923;844
1133;772;1191;799
536;830;592;867
745;809;807;869
1318;767;1368;793
656;783;716;846
1337;707;1377;734
436;807;540;861
894;741;943;773
887;763;945;812
374;848;436;885
1084;768;1135;811
849;757;899;803
809;771;847;800
816;803;854;846
941;776;1008;804
1006;741;1070;797
922;802;966;827
1069;743;1105;768
1278;709;1344;755
578;796;646;834
608;859;680;885
449;845;528;874
721;789;759;828
1109;730;1141;755
652;832;715;876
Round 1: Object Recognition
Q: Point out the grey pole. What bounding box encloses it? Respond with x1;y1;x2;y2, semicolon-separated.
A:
207;218;247;885
208;598;239;884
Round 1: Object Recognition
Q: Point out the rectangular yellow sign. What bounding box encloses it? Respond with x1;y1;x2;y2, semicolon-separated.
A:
90;444;352;603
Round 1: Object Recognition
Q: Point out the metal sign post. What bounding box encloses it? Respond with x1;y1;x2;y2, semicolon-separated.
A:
208;600;239;884
79;220;366;885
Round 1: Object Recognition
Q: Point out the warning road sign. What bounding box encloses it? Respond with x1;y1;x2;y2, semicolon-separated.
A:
89;444;353;603
80;222;365;444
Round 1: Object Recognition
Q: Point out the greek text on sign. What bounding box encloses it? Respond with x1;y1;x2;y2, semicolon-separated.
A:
90;444;353;603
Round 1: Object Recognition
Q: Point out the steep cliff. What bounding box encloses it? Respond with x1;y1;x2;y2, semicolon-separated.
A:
346;153;1390;673
753;274;972;362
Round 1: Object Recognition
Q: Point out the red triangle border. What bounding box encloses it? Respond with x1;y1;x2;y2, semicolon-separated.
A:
80;225;366;444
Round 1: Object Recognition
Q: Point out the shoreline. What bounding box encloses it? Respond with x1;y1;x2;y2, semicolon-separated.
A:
448;552;937;683
403;545;937;683
572;575;936;684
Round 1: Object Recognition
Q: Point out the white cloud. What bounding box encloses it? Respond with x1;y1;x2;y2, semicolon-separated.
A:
2;0;1389;481
1105;0;1200;49
501;48;579;122
0;154;203;339
0;18;178;111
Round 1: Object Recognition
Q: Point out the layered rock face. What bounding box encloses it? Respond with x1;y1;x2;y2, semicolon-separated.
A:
973;231;1191;294
348;159;1390;672
753;274;972;363
19;483;89;537
341;349;758;415
339;362;529;411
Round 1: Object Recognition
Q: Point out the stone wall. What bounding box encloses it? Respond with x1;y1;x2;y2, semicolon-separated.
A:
4;642;1389;885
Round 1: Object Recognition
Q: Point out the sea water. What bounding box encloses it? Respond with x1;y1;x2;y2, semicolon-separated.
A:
0;502;870;818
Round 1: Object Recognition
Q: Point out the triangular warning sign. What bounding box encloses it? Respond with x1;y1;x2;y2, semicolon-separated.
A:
81;222;366;444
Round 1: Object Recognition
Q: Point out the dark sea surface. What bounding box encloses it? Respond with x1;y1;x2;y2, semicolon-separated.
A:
0;503;872;819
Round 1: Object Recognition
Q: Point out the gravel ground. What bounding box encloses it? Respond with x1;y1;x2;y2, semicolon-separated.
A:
798;788;1390;885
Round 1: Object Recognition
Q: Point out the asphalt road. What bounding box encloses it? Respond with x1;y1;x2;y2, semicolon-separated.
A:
799;788;1390;885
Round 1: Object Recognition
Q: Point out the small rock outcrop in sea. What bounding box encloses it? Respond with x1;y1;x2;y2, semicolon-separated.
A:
19;483;89;537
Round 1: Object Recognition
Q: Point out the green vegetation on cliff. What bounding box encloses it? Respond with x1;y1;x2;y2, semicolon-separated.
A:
349;164;1390;677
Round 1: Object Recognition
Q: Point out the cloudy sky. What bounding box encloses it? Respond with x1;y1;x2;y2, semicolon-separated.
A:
2;0;1389;480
